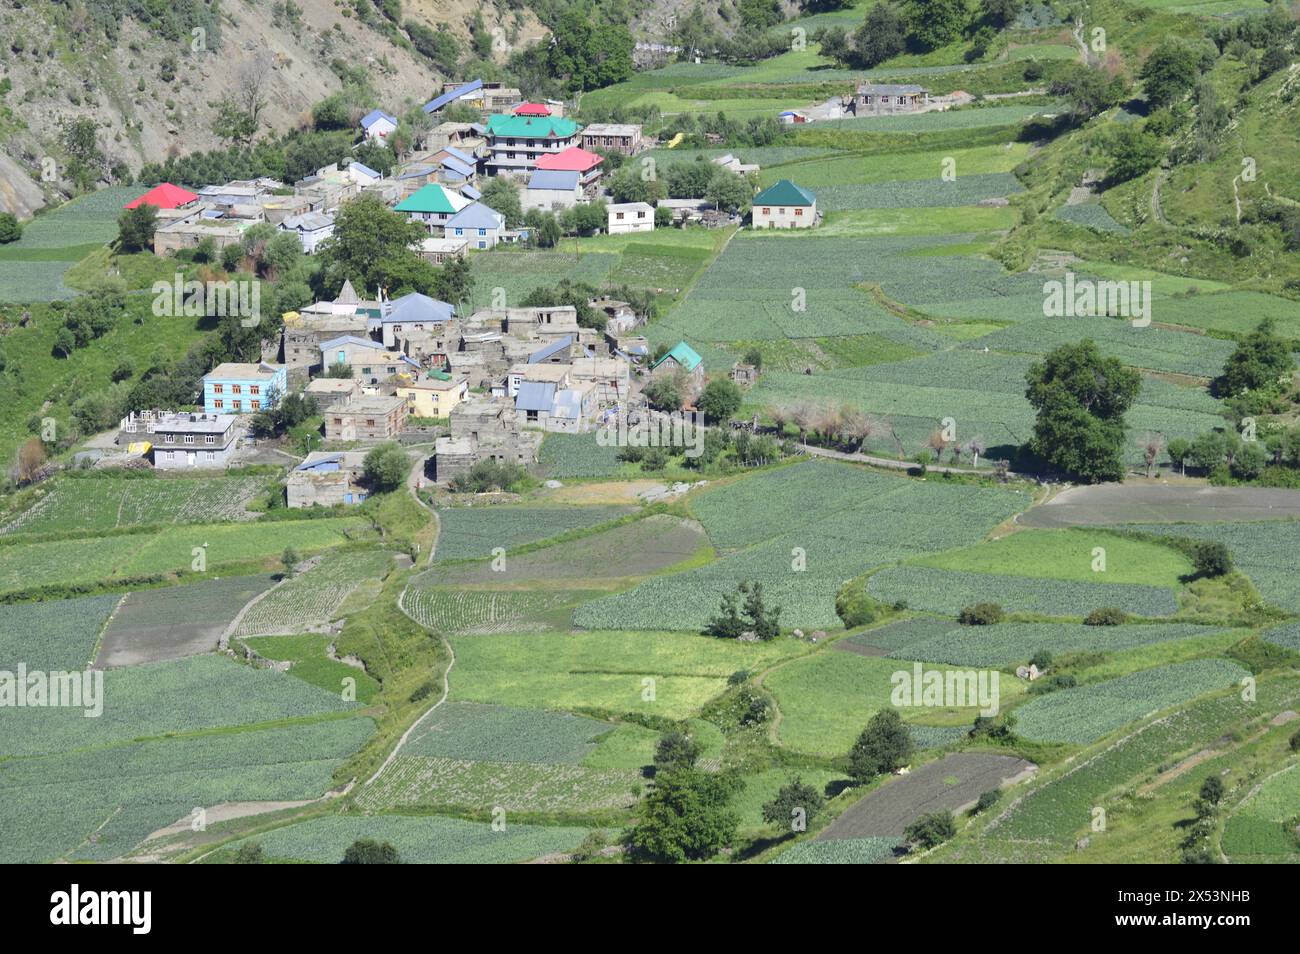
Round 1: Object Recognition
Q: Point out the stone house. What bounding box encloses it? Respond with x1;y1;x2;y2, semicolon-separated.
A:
287;452;371;507
325;395;409;442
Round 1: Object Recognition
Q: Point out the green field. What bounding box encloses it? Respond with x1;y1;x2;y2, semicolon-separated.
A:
1222;763;1300;860
433;505;636;562
0;187;136;301
0;593;119;669
242;633;382;703
233;550;396;636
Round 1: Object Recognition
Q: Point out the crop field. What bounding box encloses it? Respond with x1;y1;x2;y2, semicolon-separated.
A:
604;242;712;292
433;505;636;562
0;594;119;670
914;529;1194;587
403;703;615;763
97;574;276;667
465;250;618;310
0;476;265;535
758;143;1030;189
355;754;643;812
764;651;1027;757
1222;764;1300;860
1020;485;1300;528
230;814;589;864
402;586;598;635
971;680;1300;856
0;718;373;863
0;517;369;596
866;566;1181;618
1152;290;1300;338
0;655;359;758
819;754;1036;839
771;837;902;864
746;349;1225;468
814;173;1024;212
1053;203;1131;235
537;433;626;478
1261;622;1300;653
1013;660;1249;745
422;516;708;585
449;629;808;720
1115;521;1300;612
817;103;1048;132
241;634;381;703
575;461;1028;631
844;619;1221;668
731;768;847;831
233;550;395;636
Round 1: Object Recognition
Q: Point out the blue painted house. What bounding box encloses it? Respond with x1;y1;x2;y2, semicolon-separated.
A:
202;361;287;415
446;202;507;249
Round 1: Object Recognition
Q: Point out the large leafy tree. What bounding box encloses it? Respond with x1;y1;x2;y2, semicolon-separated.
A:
117;204;159;253
316;195;434;298
907;0;970;50
545;9;634;92
849;708;914;782
1025;339;1142;483
1140;38;1204;108
1215;318;1294;397
626;768;740;863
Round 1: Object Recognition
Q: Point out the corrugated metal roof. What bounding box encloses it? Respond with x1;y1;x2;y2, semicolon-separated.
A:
527;169;581;192
423;79;483;114
528;336;572;364
515;380;556;412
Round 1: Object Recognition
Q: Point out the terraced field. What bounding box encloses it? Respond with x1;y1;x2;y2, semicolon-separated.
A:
233;550;396;636
402;586;597;635
433;505;636;562
0;593;119;669
1222;764;1300;861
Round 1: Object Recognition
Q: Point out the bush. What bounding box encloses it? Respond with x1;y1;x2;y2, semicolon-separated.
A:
1084;607;1128;626
1028;649;1053;670
654;729;701;772
362;442;412;493
958;602;1005;625
0;212;21;243
903;811;956;851
848;708;914;782
969;789;1001;816
341;839;401;864
1290;728;1300;753
233;841;264;864
569;830;608;863
1027;673;1077;695
1193;541;1232;578
835;578;884;628
409;680;436;704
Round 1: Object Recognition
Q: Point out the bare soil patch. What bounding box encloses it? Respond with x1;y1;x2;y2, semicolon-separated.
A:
1019;484;1300;528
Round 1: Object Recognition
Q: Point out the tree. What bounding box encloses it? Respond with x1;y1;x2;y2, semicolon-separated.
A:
234;841;264;864
1140;38;1203;109
761;777;825;832
1025;340;1141;483
1107;126;1163;184
317;195;430;297
281;547;301;575
543;9;635;92
848;708;914;782
1167;437;1191;476
626;768;739;863
981;0;1024;27
959;602;1005;625
1194;775;1225;819
698;379;742;425
850;2;907;68
655;730;702;772
362;442;412;493
479;177;523;228
704;589;746;639
1051;65;1127;122
1193;541;1232;578
643;374;685;412
117;204;159;253
1215;319;1293;397
341;839;401;864
907;0;970;51
0;212;20;244
741;581;781;640
53;327;76;358
14;437;47;484
212;58;272;145
705;169;751;214
904;811;956;850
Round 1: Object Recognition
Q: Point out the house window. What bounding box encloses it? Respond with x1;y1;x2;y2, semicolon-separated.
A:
795;208;803;217
206;451;216;462
478;228;486;236
212;384;224;394
637;211;645;219
333;418;342;426
762;208;770;215
250;400;260;411
250;385;260;395
362;367;372;376
214;399;224;409
366;419;376;427
183;434;194;444
205;435;215;445
455;228;463;236
478;241;487;249
616;212;624;220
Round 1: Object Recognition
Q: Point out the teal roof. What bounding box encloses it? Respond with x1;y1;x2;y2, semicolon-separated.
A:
652;341;703;373
485;113;579;139
753;179;816;207
395;183;464;215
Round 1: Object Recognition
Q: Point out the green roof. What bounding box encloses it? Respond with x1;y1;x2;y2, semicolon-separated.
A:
753;179;816;207
652;341;703;373
395;183;462;215
485;114;579;139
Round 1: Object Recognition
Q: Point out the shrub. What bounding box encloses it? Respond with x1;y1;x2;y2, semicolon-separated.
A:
848;708;914;782
654;729;701;772
761;777;826;831
1029;649;1053;670
1084;607;1128;626
835;578;884;628
409;681;436;704
233;841;264;864
0;212;21;244
904;811;956;851
341;839;401;864
1290;729;1300;753
959;602;1005;625
362;442;412;493
1193;541;1232;578
970;789;1001;816
1027;673;1077;695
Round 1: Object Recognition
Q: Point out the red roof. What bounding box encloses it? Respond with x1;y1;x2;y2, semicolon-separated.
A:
535;147;603;173
125;183;198;210
513;102;551;116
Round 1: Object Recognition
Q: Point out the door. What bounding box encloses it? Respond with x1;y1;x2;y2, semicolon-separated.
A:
187;452;196;467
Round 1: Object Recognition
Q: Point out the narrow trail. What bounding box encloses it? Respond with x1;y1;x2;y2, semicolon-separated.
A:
1151;167;1171;226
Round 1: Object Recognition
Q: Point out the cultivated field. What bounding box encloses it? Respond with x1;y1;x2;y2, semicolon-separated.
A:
233;550;395;636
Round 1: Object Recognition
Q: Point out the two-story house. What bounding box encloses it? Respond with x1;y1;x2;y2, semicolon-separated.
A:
202;362;286;414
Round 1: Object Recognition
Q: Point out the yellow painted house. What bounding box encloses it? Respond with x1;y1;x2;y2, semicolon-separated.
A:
397;371;470;419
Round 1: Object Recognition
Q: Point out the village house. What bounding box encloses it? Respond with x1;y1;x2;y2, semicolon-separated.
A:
651;341;704;389
419;236;469;265
423;80;522;117
319;335;420;384
422;121;484;153
572;355;631;404
580;122;644;156
152;214;253;257
534;146;604;192
730;362;759;387
359;108;398;142
515;379;597;432
435;397;541;484
506;360;572;399
608;201;654;234
257;192;314;225
499;304;581;340
396;370;470;419
528;336;577;366
392;319;460;369
851;82;930;115
445;202;508;249
125;182;198;214
287;452;371;507
751;180;818;230
711;153;760;175
119;410;239;470
304;376;361;411
325;394;409;442
202;362;286;415
372;292;456;348
484;113;582;177
278;211;335;254
394;183;472;233
523;168;583;212
282;312;370;371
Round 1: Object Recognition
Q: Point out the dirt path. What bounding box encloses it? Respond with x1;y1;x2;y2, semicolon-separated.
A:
1151;167;1171;226
796;441;1023;479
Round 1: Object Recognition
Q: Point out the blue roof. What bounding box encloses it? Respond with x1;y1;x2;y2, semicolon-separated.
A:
447;202;505;230
551;389;582;420
349;161;380;179
460;185;482;201
297;454;343;472
423;79;483;114
528;336;572;364
527;169;581;191
398;166;434;180
382;292;455;325
360;109;397;129
443;146;476;165
441;155;475;177
516;380;557;413
320;335;378;352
